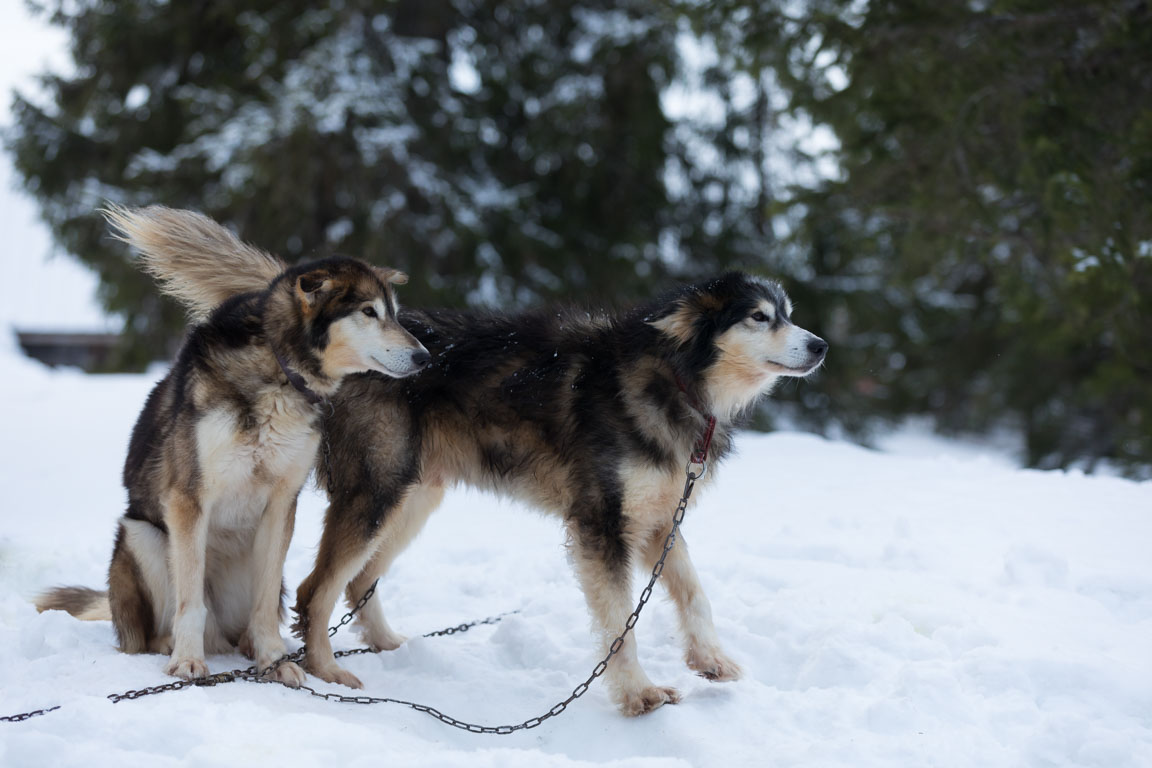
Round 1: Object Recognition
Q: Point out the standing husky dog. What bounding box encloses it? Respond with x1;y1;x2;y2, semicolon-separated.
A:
153;261;826;715
298;276;827;714
36;206;429;685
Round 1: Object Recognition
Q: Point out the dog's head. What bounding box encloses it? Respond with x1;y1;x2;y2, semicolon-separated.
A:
278;259;429;380
649;273;827;419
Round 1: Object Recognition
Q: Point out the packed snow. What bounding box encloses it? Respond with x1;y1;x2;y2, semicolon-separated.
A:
1;349;1150;768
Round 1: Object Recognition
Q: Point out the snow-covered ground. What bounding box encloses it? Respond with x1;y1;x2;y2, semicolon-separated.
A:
1;350;1149;767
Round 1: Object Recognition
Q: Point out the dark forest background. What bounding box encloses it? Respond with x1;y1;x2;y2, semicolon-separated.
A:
6;0;1151;474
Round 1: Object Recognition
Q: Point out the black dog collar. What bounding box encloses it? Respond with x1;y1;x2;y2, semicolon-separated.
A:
274;350;325;406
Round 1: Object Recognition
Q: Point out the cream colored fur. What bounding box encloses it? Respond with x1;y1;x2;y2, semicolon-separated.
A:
159;390;319;684
102;204;286;322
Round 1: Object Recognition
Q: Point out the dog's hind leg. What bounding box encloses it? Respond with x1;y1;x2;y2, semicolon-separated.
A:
164;490;211;680
566;512;681;717
641;529;742;683
346;483;445;652
107;521;156;653
109;517;173;654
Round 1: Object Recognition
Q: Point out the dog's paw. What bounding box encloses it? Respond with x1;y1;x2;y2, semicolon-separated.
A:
617;685;681;717
366;629;406;652
267;660;306;688
310;664;364;690
165;656;209;680
687;646;743;682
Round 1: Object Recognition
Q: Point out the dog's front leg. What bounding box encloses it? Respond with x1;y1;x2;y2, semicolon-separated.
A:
642;528;742;683
293;497;384;689
567;518;680;716
164;489;211;680
246;487;305;687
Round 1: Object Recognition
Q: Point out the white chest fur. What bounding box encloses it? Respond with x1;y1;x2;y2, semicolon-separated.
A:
194;390;320;528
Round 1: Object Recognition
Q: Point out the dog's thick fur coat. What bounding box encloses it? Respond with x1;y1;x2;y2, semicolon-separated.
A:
149;251;828;715
297;278;826;714
36;206;429;685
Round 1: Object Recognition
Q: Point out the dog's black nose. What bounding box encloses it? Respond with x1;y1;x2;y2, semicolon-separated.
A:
808;338;828;358
412;349;431;368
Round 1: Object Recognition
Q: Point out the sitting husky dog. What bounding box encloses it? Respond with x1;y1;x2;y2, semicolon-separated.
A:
36;206;429;685
143;249;828;715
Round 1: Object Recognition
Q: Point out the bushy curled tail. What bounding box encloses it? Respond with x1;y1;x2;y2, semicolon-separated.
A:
35;586;112;621
102;204;286;321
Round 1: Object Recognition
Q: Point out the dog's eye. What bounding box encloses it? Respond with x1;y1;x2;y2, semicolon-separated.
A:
362;307;378;319
751;311;770;323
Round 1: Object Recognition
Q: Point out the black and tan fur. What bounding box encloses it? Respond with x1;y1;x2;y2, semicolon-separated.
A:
299;276;826;714
157;258;828;715
36;206;429;686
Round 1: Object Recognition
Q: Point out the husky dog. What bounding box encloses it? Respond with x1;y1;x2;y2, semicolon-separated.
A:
36;206;429;685
152;256;827;714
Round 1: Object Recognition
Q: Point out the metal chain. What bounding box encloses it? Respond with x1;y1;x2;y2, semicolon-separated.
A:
0;706;61;723
1;587;514;717
3;461;703;729
103;584;517;704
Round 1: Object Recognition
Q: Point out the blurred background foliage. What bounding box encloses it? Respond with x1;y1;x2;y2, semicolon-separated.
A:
6;0;1151;474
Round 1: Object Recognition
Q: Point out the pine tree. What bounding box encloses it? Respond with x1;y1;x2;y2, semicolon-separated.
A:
7;0;726;366
787;0;1152;471
13;0;1150;471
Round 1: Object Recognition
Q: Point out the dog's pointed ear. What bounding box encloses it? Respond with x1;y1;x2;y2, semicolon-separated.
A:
295;269;335;310
649;301;697;347
374;266;408;286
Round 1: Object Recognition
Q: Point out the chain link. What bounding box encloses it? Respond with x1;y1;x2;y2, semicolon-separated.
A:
4;462;701;729
0;706;61;723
